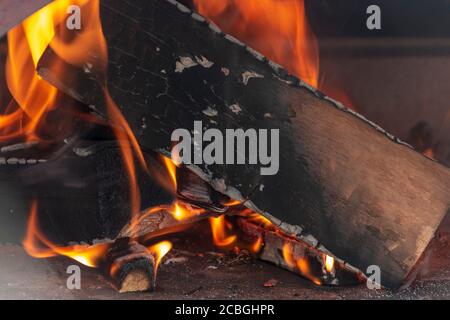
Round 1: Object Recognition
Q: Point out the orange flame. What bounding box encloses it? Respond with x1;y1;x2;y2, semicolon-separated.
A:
7;0;151;258
163;156;178;189
158;155;178;194
209;215;237;247
2;0;101;143
148;240;172;270
246;212;274;229
250;235;264;254
170;201;205;221
23;200;109;267
282;242;297;268
194;1;361;112
194;0;319;87
297;257;321;285
11;0;110;268
223;199;241;207
3;5;58;141
282;242;321;285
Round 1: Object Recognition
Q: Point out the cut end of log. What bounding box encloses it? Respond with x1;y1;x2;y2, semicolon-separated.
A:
105;238;155;293
117;260;153;293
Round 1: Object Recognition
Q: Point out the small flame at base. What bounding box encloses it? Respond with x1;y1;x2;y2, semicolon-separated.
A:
23;200;109;268
148;240;172;289
148;240;173;268
325;255;335;273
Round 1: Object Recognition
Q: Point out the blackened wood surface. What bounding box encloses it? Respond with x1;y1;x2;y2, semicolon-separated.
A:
37;0;450;288
0;0;51;37
0;141;173;244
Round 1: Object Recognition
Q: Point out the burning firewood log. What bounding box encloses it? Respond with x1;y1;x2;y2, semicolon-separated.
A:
35;0;450;289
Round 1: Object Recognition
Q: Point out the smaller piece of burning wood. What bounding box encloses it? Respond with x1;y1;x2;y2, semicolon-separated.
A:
104;238;155;293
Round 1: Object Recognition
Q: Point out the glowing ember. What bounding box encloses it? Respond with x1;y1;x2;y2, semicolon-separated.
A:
223;199;241;207
282;242;296;268
250;235;264;254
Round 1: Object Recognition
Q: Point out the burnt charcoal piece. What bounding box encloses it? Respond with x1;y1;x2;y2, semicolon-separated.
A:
37;0;450;288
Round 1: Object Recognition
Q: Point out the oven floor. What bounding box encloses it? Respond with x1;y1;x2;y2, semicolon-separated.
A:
0;225;449;300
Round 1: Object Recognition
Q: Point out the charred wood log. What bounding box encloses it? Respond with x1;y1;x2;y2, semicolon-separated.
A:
37;0;450;288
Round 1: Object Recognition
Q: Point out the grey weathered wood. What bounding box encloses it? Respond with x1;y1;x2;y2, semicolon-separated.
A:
37;0;450;288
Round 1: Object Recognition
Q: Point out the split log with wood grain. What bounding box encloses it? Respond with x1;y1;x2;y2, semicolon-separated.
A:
36;0;450;288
